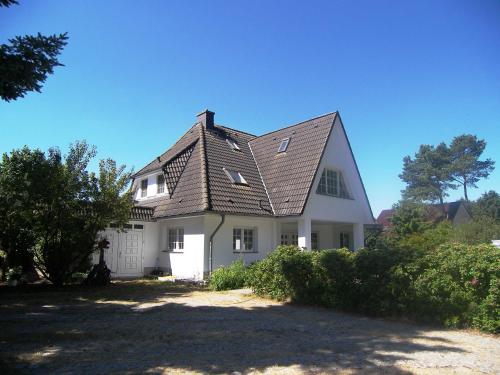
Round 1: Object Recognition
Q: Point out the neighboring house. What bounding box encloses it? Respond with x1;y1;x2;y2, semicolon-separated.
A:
99;110;374;280
377;201;472;229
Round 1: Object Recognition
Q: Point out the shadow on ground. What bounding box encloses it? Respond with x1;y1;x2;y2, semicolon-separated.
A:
0;281;469;374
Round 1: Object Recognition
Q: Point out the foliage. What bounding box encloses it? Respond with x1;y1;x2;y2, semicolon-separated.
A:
0;0;18;7
246;246;302;301
209;260;248;291
6;266;24;282
0;147;48;279
400;143;455;205
413;243;499;331
470;190;500;222
388;200;432;238
399;135;495;204
248;243;499;333
398;221;453;253
0;1;68;101
448;135;495;202
450;216;500;245
312;248;356;308
0;142;133;286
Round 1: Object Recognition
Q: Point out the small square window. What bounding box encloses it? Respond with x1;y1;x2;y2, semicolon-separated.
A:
140;179;148;198
226;138;241;151
277;138;290;153
157;174;165;194
168;228;184;251
233;228;256;252
223;168;248;185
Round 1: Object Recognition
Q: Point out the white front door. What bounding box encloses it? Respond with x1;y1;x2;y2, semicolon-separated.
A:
118;231;143;276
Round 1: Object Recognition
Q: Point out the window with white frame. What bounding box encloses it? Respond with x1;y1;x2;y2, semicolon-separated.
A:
140;179;148;198
233;228;256;252
168;228;184;251
157;174;165;194
339;232;350;249
223;168;248;185
317;168;350;198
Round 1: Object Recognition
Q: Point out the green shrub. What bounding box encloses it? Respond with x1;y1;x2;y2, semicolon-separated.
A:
413;243;499;332
246;246;304;301
451;217;500;245
313;248;355;308
209;260;248;291
247;242;499;333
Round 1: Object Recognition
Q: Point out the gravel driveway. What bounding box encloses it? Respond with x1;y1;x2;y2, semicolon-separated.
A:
1;280;498;374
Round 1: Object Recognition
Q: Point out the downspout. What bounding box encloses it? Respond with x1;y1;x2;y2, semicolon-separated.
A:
209;213;225;275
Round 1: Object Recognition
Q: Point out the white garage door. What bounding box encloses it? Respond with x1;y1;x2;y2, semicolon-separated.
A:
99;227;144;277
118;231;143;276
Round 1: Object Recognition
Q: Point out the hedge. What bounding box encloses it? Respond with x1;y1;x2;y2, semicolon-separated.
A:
244;244;499;333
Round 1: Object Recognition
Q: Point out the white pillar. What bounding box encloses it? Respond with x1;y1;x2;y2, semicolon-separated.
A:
273;221;280;249
353;223;365;251
298;217;312;250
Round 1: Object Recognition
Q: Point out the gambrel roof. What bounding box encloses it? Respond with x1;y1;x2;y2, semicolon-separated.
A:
132;111;351;219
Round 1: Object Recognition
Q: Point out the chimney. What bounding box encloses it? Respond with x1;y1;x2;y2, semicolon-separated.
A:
197;109;215;129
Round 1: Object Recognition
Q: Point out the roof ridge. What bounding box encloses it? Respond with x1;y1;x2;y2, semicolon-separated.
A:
198;123;211;211
250;111;338;141
215;124;257;138
132;122;200;178
297;115;337;216
248;141;275;215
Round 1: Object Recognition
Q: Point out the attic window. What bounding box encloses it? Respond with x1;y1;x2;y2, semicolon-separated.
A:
317;168;351;199
223;168;248;185
226;138;241;151
278;138;290;153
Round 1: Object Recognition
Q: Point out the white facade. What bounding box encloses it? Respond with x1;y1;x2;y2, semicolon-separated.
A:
100;116;373;280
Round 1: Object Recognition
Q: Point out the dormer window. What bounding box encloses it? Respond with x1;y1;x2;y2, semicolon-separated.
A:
277;138;290;153
157;174;165;194
140;179;148;198
317;168;350;198
223;168;248;185
226;138;241;151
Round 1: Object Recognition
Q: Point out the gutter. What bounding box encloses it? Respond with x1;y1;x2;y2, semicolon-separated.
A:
208;213;225;275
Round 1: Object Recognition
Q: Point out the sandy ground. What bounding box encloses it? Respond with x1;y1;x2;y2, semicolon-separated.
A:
0;280;498;374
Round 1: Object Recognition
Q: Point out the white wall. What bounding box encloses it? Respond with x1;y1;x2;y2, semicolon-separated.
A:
304;116;374;225
140;221;161;272
157;216;205;280
204;214;277;272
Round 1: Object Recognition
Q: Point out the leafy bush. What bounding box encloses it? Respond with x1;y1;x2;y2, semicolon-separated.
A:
247;243;499;333
413;243;499;332
313;248;355;308
246;246;303;301
209;260;248;291
6;266;24;283
451;217;500;245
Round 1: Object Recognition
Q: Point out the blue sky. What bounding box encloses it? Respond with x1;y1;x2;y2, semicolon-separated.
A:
1;0;499;216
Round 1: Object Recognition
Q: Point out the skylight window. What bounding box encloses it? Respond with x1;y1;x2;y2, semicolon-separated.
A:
226;138;241;151
278;138;290;153
223;168;248;185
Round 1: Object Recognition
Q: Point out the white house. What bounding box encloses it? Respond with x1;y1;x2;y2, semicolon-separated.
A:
99;110;374;280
